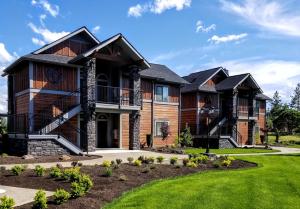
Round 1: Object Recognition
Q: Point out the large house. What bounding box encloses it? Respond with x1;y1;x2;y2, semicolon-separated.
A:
3;26;187;155
181;67;270;148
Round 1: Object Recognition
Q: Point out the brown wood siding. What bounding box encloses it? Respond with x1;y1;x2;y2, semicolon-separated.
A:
181;93;197;108
141;79;152;100
53;116;78;145
33;63;77;92
238;98;248;117
199;92;218;108
169;85;179;103
43;39;91;57
139;102;152;145
122;114;129;149
257;100;266;135
14;65;29;93
238;120;248;145
181;110;197;134
15;93;29;114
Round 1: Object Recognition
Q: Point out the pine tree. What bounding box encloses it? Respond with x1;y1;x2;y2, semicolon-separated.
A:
291;83;300;111
271;91;282;110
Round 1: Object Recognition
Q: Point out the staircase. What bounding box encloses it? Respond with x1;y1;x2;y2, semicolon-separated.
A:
209;117;227;136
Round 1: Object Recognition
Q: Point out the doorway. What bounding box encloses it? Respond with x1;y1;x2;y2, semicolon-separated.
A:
97;114;109;148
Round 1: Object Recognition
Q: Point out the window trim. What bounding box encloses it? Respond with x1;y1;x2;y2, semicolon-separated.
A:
155;84;169;102
154;120;170;137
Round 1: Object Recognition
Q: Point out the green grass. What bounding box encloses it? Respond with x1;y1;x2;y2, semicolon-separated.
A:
104;155;300;209
184;148;279;155
268;134;300;144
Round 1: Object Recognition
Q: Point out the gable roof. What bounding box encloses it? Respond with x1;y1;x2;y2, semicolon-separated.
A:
215;73;261;91
140;63;189;85
69;33;151;69
256;93;271;100
181;67;228;93
33;26;100;54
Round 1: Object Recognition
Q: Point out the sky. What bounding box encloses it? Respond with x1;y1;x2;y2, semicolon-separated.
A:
0;0;300;112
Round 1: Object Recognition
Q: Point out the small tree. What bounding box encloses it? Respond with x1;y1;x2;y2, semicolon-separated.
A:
160;123;171;145
291;83;300;111
178;127;193;147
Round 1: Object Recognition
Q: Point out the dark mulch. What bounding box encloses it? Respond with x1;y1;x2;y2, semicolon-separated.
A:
0;160;256;209
143;146;185;154
0;155;101;165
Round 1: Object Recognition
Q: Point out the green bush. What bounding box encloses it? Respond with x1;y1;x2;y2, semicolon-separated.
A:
196;155;209;164
182;158;189;166
70;182;85;198
144;156;155;164
33;190;47;209
221;159;231;167
187;161;197;168
53;189;70;205
78;174;93;192
170;157;178;165
49;166;62;178
127;157;134;164
62;167;81;181
103;167;113;177
133;160;142;167
213;161;221;168
11;165;25;176
34;165;45;177
156;156;165;164
178;127;193;147
101;160;111;168
116;159;122;165
0;195;15;209
138;156;145;162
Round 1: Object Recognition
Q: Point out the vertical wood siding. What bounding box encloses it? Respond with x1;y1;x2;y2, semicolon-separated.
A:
14;65;29;93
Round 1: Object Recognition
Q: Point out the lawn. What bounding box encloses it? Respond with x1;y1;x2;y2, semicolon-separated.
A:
104;155;300;209
184;148;279;155
268;134;300;148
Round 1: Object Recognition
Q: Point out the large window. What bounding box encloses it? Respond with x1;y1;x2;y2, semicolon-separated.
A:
155;121;169;137
155;85;169;102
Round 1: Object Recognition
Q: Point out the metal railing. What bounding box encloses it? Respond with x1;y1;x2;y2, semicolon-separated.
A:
238;106;259;117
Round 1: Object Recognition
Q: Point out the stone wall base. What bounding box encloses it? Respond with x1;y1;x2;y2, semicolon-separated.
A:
219;138;236;148
8;138;71;156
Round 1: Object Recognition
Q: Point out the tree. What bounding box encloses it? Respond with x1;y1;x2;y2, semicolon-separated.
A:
271;91;282;110
291;83;300;111
177;127;193;147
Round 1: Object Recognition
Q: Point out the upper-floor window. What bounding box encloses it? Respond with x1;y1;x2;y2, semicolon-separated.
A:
155;85;169;102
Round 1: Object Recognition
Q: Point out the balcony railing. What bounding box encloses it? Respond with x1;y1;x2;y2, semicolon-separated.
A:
238;106;259;117
96;85;142;106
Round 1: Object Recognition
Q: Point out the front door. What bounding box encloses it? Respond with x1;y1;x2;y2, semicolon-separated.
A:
97;120;108;148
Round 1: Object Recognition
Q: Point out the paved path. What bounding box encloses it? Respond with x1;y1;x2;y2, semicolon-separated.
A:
226;146;300;156
0;185;53;207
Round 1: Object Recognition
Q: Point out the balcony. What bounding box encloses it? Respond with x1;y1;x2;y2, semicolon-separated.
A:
238;106;259;120
94;85;142;111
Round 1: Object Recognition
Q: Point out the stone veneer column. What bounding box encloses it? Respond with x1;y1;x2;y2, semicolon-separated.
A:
248;92;256;145
129;66;141;150
231;90;238;142
82;58;96;152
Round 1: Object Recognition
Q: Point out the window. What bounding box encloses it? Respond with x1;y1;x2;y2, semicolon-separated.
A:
155;85;169;102
155;121;169;136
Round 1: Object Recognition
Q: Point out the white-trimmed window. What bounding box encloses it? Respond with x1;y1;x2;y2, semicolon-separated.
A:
155;85;169;102
155;120;169;136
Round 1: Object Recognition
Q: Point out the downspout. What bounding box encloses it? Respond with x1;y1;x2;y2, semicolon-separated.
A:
151;81;154;142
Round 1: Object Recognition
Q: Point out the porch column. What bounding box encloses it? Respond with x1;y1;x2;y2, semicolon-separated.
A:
129;65;141;150
83;58;96;152
248;91;256;145
232;90;238;141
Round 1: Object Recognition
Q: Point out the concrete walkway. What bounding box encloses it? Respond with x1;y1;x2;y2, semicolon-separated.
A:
226;146;300;156
0;185;53;207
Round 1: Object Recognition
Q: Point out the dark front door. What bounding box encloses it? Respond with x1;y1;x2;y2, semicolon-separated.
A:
97;121;108;148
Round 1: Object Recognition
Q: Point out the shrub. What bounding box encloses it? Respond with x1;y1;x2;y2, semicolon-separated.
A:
213;161;221;168
70;182;85;198
49;166;62;178
178;127;193;147
133;160;142;167
53;189;70;205
161;123;171;142
116;159;122;165
101;160;111;168
62;167;81;182
170;157;178;165
33;190;47;209
226;156;235;161
0;195;15;209
196;155;209;164
0;153;8;158
187;161;197;168
11;165;25;176
137;156;145;162
144;156;155;164
119;174;128;181
156;156;165;164
78;174;93;192
103;167;113;177
34;165;45;177
127;157;134;164
221;159;231;167
182;158;189;166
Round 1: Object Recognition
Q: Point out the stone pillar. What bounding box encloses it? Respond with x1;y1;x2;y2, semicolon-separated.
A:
231;90;238;141
248;91;257;145
82;58;96;152
129;65;141;150
248;121;256;145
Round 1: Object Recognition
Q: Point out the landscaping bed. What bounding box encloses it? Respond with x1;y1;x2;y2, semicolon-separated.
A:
0;159;256;209
0;154;101;165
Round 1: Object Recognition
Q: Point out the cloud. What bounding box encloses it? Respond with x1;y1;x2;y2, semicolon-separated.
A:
220;0;300;37
128;0;191;17
202;58;300;102
31;0;59;17
28;22;69;44
32;37;46;46
0;43;15;63
196;20;216;33
92;25;100;33
39;14;46;27
208;33;248;44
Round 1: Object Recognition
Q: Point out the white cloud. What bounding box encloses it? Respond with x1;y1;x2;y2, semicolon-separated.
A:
220;0;300;37
39;14;46;27
0;85;7;113
128;0;191;17
0;43;15;63
28;22;69;43
202;58;300;102
208;33;248;44
196;20;216;33
92;25;100;33
31;0;59;17
32;37;46;46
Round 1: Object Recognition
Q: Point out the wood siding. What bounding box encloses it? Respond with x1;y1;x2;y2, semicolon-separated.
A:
139;102;152;145
121;114;129;149
53;116;78;145
238;120;248;145
14;65;29;93
33;63;77;91
181;110;197;134
141;79;152;100
15;93;29;114
181;93;197;109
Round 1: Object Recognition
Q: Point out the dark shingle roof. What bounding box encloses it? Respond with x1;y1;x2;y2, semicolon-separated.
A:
215;74;249;91
140;63;189;85
181;67;227;93
256;93;271;100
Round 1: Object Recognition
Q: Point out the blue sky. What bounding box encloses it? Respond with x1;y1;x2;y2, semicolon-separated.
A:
0;0;300;112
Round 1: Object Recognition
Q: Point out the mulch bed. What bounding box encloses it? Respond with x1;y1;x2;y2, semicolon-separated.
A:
0;160;256;209
143;146;186;154
0;155;101;165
